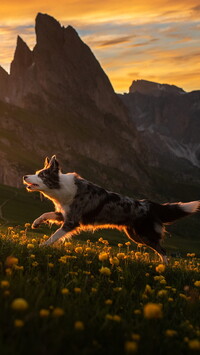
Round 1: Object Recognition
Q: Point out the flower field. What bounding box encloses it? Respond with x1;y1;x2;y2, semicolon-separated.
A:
0;225;200;355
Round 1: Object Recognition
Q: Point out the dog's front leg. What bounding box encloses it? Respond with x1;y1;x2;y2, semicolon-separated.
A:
39;221;77;247
32;212;64;229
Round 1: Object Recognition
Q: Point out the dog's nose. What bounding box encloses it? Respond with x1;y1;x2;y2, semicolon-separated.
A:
23;175;28;180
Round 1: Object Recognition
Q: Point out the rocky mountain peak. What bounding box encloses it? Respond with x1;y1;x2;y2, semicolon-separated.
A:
3;13;128;122
0;66;9;101
129;79;185;97
35;13;64;50
10;36;33;78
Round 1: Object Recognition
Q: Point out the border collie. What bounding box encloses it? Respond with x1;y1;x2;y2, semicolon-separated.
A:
23;155;200;263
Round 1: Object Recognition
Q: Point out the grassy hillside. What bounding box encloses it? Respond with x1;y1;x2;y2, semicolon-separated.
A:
0;229;199;355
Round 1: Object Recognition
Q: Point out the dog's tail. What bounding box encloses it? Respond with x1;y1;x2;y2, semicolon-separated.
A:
154;200;200;224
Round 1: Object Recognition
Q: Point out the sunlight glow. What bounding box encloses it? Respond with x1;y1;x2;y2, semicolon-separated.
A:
0;0;200;92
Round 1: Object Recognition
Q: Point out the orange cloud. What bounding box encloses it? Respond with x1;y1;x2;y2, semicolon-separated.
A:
0;0;199;93
0;0;200;24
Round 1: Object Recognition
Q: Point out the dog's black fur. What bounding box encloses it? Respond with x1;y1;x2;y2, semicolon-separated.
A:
23;156;200;263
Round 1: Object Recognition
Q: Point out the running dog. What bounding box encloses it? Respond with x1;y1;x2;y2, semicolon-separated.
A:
23;155;200;263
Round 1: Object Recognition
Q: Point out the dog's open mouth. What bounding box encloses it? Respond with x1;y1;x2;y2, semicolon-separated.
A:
24;182;39;189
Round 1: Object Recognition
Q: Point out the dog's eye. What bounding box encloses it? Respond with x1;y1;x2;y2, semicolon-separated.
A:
38;172;45;178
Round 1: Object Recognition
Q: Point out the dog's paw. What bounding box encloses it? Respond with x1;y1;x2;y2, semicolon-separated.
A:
39;242;46;247
32;218;43;229
39;241;50;247
32;222;39;229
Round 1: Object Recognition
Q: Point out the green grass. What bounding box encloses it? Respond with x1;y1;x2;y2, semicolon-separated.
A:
0;228;199;355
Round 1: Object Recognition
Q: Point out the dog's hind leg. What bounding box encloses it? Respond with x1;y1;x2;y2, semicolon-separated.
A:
124;227;145;246
142;240;168;264
32;212;64;229
125;227;168;264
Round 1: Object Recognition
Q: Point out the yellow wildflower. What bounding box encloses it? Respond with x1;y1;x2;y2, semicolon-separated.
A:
165;329;177;337
99;267;111;276
179;293;188;300
105;299;113;305
74;321;84;330
32;261;39;267
75;247;83;253
144;284;152;295
194;281;200;287
52;307;65;317
39;309;50;317
188;339;200;351
14;319;24;327
61;288;69;295
74;287;82;293
124;341;138;353
5;256;18;267
58;256;67;263
98;252;109;261
109;257;119;266
113;287;122;292
112;315;121;322
14;265;24;271
157;290;168;297
117;253;125;260
64;242;72;248
27;244;34;249
138;244;143;248
11;298;29;311
91;288;98;293
48;263;54;268
5;268;12;276
155;264;166;273
125;242;131;246
135;252;142;259
1;280;10;288
43;235;49;240
160;279;167;285
143;303;163;319
134;309;141;315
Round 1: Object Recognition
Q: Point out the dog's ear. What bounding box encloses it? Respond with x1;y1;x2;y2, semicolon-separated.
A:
49;155;60;172
44;157;50;168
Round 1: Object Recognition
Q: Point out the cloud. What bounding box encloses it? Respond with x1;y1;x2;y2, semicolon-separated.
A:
97;35;134;48
0;0;199;92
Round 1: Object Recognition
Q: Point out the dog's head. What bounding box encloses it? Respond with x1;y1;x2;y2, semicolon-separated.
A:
23;155;60;192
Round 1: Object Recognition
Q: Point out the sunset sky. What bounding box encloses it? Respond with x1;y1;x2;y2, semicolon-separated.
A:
0;0;200;93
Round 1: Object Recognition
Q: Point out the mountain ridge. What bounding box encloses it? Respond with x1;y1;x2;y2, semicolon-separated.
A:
0;13;199;206
0;13;149;197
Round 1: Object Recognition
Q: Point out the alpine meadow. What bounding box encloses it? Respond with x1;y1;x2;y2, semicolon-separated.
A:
0;8;200;355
